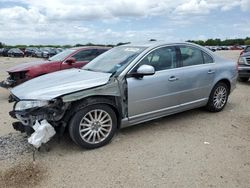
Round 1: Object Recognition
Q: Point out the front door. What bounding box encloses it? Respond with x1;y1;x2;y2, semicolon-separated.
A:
127;46;183;119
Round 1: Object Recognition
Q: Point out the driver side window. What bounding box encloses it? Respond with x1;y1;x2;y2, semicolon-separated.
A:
137;47;177;71
72;50;97;62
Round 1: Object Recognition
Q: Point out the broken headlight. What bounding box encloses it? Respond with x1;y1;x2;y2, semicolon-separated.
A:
15;100;49;111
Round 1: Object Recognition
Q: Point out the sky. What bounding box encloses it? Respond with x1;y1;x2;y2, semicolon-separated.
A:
0;0;249;45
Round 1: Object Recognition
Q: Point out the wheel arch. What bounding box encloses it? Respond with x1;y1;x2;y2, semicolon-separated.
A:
214;78;231;93
66;95;122;129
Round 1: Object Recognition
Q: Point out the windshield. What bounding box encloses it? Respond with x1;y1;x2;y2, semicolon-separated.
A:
83;46;145;73
48;49;75;61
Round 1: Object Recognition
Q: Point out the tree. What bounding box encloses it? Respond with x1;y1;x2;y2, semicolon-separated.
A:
0;42;4;48
245;39;250;45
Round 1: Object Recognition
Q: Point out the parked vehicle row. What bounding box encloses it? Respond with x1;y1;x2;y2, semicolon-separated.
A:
206;45;244;52
24;47;64;58
0;47;64;58
5;42;238;149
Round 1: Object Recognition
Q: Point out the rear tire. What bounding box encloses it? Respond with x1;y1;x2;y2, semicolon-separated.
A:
69;104;117;149
206;82;229;112
238;77;249;82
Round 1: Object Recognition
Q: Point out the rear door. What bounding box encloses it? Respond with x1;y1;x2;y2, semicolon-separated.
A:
175;45;215;104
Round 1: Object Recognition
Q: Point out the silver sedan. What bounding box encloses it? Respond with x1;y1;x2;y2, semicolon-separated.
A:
10;42;238;149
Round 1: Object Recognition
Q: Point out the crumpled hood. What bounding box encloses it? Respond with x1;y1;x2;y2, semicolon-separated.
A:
11;69;112;100
7;61;52;73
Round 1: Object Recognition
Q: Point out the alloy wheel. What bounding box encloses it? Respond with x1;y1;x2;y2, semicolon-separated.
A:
213;86;227;109
79;109;112;144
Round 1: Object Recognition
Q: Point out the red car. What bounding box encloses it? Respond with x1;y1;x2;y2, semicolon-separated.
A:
0;46;110;88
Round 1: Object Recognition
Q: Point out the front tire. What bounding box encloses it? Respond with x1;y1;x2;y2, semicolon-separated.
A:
238;77;249;82
206;82;229;112
69;104;117;149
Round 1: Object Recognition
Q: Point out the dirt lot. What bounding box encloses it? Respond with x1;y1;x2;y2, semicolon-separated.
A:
0;51;249;187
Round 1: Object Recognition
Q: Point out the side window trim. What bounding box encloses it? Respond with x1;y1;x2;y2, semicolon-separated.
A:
202;51;214;64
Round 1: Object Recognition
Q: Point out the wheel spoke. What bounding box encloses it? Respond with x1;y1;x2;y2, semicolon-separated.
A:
101;124;112;127
93;132;97;143
88;112;95;122
100;119;111;124
83;117;92;124
87;131;94;142
97;111;103;121
80;123;91;127
83;130;92;138
96;132;101;141
94;110;98;120
99;130;106;137
100;113;108;122
101;127;109;132
80;127;91;133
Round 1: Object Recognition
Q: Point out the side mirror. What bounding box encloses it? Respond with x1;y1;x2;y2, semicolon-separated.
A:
65;57;76;65
136;65;155;76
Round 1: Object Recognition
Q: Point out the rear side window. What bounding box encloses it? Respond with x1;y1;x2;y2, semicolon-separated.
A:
180;46;203;67
203;52;213;64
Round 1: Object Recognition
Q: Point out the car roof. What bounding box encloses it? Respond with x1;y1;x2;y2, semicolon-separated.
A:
70;46;111;50
121;41;211;52
122;41;200;48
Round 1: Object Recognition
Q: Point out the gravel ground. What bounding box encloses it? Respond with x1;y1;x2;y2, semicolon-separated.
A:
0;51;249;188
0;133;33;161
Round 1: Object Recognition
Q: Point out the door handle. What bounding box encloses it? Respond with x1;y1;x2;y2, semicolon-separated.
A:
208;70;215;74
168;76;178;81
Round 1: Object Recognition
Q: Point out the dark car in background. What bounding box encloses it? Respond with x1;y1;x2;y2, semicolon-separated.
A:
25;47;38;57
33;49;43;58
240;45;250;56
7;48;25;57
0;46;110;88
1;48;10;56
238;51;250;82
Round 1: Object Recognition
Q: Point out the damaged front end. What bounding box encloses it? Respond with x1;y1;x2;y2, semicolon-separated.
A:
0;71;28;88
9;97;70;147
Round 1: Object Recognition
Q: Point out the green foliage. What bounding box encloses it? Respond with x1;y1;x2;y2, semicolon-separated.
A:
245;39;250;45
0;42;4;48
187;37;249;46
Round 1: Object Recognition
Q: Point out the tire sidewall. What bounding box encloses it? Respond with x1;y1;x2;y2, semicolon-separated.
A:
207;82;229;112
69;104;117;149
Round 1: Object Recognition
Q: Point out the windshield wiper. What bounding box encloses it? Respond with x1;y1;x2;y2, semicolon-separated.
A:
84;68;96;72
